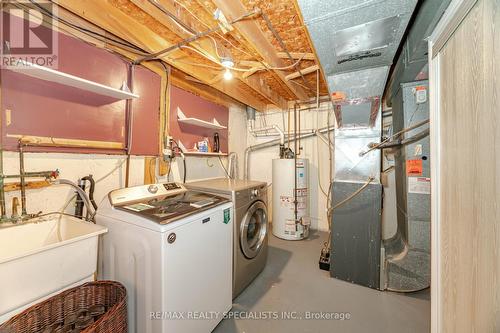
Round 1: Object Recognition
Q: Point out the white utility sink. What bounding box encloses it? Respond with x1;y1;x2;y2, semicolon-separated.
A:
0;214;107;323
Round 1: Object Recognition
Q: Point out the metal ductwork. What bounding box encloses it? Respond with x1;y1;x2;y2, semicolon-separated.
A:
297;0;418;289
297;0;418;104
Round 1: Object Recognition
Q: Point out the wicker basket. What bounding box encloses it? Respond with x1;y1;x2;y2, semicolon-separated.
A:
0;281;127;333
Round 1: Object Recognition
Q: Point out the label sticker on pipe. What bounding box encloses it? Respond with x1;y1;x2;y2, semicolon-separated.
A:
406;159;423;176
408;177;431;194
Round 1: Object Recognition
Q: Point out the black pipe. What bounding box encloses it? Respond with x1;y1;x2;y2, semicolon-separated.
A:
75;179;86;219
75;175;98;219
182;157;187;184
81;175;98;210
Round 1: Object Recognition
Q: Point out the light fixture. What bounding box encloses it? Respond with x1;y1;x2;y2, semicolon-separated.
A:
220;56;234;68
223;68;233;81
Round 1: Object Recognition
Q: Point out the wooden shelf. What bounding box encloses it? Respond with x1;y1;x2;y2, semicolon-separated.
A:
7;60;139;100
177;107;227;130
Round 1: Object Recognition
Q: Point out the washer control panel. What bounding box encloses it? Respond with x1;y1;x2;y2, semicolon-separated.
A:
148;184;159;194
109;182;186;206
249;185;267;200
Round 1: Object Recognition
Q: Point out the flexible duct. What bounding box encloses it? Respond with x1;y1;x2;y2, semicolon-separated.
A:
244;125;335;180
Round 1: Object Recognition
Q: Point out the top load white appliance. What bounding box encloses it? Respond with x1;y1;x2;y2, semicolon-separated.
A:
96;182;233;333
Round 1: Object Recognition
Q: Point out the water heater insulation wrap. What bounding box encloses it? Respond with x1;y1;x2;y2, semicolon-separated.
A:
272;159;309;240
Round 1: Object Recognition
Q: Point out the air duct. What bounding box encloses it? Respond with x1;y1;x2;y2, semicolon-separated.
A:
296;0;418;289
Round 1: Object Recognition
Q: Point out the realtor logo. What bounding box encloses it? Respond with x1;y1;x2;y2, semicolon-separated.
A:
1;0;58;68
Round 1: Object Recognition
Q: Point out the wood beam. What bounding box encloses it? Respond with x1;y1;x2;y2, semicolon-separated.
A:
171;71;244;109
211;0;310;101
285;65;319;81
54;0;267;110
242;67;261;79
277;52;316;61
238;73;287;110
128;0;218;62
4;180;51;193
126;0;286;109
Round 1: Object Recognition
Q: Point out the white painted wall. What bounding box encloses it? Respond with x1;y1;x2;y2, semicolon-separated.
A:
2;152;144;217
246;102;335;231
162;104;247;183
1;105;248;218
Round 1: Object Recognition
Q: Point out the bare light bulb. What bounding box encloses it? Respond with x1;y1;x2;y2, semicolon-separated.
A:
223;68;233;81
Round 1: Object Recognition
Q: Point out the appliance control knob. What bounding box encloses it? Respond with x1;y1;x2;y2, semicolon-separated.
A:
148;185;159;194
252;189;260;197
167;233;176;244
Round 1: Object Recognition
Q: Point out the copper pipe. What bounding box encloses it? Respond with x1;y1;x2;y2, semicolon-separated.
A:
125;63;135;188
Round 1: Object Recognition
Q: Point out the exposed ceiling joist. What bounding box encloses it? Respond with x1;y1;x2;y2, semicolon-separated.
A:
211;0;310;101
238;73;287;109
285;64;319;81
126;0;288;108
277;52;315;60
54;0;268;110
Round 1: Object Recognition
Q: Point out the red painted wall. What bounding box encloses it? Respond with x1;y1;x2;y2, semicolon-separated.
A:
1;13;160;155
169;86;228;153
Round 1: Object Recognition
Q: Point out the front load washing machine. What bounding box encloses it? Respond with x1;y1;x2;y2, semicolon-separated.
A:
186;178;268;299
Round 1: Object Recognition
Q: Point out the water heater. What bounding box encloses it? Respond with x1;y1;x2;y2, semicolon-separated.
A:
272;158;310;240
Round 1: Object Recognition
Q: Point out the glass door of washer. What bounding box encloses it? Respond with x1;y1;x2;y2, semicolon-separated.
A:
240;201;268;259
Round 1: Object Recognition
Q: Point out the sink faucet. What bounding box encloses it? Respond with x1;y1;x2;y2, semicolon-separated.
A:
0;140;59;223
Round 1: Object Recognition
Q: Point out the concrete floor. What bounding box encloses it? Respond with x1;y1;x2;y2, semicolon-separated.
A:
214;231;430;333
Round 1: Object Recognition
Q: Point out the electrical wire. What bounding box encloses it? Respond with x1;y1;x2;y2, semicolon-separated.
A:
175;48;254;72
95;158;128;184
171;0;256;59
171;140;187;183
159;61;171;141
134;9;260;64
329;177;375;212
321;176;375;259
182;158;187;183
179;44;305;73
218;156;230;178
36;0;306;80
259;11;314;91
137;1;306;73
